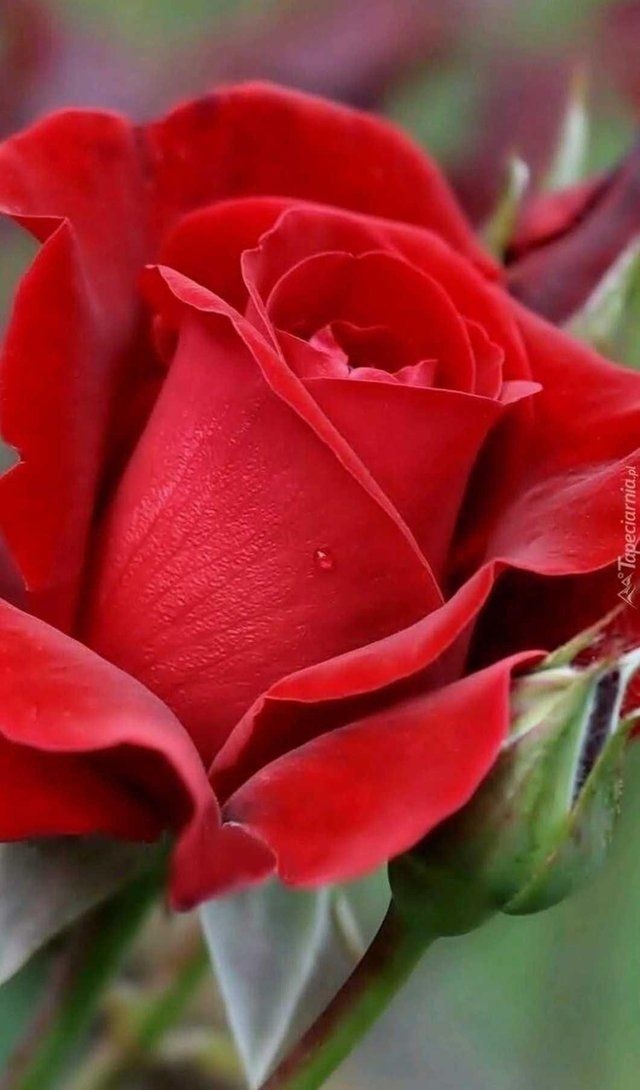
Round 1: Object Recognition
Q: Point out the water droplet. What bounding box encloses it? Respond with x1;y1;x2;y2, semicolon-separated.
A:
313;547;335;572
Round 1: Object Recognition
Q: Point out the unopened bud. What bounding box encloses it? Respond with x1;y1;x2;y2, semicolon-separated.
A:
391;640;640;936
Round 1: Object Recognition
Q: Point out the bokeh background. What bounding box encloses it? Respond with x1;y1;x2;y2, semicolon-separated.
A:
1;1;640;1088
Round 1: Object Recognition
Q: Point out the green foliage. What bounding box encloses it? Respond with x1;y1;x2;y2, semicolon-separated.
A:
567;240;640;368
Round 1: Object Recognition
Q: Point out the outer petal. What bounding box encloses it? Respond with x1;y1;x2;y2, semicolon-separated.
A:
212;566;497;800
0;597;274;907
455;306;640;581
86;270;442;764
222;651;537;886
144;81;490;268
163;199;523;384
0;111;149;627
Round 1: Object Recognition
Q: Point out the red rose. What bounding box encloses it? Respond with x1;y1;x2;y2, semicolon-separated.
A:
0;83;636;909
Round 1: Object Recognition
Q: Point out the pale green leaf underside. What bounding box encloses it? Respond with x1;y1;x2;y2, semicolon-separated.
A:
0;838;150;985
201;870;390;1088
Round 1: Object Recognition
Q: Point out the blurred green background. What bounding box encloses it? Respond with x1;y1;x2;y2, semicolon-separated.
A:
334;745;640;1090
1;1;639;1089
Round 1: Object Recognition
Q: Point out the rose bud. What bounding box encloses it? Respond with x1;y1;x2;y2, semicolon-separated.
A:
507;139;640;325
390;631;640;936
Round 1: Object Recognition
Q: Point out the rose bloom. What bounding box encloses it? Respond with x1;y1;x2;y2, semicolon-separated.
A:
0;83;637;909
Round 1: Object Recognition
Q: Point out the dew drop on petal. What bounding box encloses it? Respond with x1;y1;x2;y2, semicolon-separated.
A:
313;547;335;572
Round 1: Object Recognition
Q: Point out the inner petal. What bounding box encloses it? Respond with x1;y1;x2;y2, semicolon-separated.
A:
266;249;476;392
282;325;439;388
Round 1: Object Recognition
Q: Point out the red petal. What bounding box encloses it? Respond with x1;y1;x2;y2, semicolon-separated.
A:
263;249;477;392
304;378;503;577
0;603;183;831
160;197;290;312
212;566;497;800
0;596;273;909
0;110;148;627
164;199;520;385
508;150;640;322
222;651;538;886
495;308;640;575
0;89;489;627
86;270;441;763
145;82;489;268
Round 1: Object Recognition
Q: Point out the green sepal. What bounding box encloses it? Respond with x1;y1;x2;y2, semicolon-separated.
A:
566;238;640;362
391;639;640;933
482;156;530;261
544;66;590;191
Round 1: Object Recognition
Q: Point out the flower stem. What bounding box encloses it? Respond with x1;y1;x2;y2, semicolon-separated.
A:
9;856;164;1090
262;905;433;1090
73;942;210;1090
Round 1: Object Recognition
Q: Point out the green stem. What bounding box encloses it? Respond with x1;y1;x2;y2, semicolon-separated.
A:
81;942;211;1090
262;906;433;1090
10;858;164;1090
128;943;209;1053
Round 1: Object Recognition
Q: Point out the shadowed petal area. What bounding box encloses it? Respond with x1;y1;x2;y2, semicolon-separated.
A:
86;270;442;764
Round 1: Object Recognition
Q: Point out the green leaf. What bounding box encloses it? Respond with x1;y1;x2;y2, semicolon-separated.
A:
566;237;640;361
0;838;150;986
482;156;530;260
200;871;390;1088
0;950;52;1071
544;67;590;191
611;242;640;370
0;436;18;475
